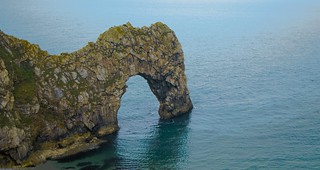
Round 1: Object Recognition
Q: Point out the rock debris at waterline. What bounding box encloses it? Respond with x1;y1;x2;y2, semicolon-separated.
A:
0;22;193;167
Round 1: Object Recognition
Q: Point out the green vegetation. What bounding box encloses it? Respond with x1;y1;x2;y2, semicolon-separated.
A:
105;73;122;88
0;44;36;105
12;60;36;104
0;113;13;127
98;25;126;43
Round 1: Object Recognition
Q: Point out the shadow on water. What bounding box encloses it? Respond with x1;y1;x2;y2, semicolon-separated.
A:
53;113;191;169
106;113;191;169
143;113;191;169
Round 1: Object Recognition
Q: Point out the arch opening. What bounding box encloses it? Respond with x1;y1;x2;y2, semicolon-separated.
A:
118;75;159;126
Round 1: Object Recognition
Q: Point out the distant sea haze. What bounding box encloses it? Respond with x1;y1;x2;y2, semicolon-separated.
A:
1;0;320;169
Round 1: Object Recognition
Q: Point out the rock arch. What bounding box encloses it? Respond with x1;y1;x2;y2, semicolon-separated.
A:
0;22;192;166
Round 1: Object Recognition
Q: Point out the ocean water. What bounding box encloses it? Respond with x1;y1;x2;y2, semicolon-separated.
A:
1;0;320;169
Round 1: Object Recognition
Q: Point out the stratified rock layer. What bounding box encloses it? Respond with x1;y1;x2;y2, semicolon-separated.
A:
0;22;193;167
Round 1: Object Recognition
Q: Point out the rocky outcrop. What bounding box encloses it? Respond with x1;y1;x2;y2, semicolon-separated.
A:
0;22;193;167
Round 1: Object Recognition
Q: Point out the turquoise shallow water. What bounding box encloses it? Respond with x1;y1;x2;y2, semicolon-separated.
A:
1;0;320;169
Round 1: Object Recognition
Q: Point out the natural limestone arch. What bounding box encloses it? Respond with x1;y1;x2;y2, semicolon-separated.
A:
59;22;193;135
0;22;192;166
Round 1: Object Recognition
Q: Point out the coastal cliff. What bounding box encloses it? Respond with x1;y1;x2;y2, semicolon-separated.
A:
0;22;193;167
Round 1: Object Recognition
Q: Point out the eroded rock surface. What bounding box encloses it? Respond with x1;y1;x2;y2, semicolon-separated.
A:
0;22;193;167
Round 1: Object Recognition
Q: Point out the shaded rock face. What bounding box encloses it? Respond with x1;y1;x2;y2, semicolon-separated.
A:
0;22;193;167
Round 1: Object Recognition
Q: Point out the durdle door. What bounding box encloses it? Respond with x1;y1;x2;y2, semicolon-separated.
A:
0;22;192;167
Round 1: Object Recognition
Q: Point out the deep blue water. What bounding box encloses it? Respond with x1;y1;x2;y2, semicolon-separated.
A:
1;0;320;169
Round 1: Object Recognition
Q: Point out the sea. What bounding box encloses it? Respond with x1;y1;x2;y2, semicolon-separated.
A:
0;0;320;169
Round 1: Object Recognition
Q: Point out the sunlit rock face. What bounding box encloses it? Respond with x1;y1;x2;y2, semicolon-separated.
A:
0;22;193;167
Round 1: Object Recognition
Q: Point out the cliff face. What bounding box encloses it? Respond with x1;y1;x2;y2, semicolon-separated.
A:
0;22;193;167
